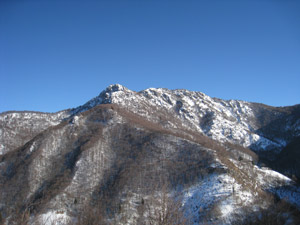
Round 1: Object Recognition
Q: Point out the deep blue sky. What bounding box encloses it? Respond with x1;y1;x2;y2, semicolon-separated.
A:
1;0;299;112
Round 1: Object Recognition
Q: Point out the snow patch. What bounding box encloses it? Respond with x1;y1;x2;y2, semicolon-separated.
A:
29;141;36;153
182;173;253;224
255;166;292;188
36;210;71;225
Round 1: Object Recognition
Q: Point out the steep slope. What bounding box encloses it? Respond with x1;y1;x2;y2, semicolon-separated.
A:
0;84;299;225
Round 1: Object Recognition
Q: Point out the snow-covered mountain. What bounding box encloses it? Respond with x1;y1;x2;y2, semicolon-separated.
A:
72;84;299;152
0;84;299;225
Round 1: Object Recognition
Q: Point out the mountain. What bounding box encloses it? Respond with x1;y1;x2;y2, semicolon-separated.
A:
0;84;299;225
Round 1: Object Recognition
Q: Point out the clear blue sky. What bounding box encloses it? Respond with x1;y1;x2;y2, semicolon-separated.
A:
1;0;299;112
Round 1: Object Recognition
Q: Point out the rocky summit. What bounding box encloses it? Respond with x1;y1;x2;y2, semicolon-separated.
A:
0;84;300;225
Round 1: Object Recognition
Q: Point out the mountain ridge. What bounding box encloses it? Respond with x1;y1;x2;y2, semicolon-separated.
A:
0;84;299;224
71;84;299;152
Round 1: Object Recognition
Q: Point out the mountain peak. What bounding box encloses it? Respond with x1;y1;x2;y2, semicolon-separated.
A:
105;84;128;93
70;84;131;114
